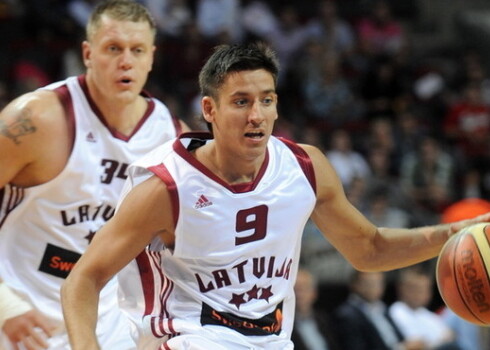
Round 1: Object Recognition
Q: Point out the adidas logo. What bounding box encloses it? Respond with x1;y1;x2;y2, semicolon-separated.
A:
86;132;96;143
194;194;212;209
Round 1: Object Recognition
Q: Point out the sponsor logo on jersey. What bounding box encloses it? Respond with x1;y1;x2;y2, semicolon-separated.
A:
201;302;283;336
194;194;212;209
39;243;81;278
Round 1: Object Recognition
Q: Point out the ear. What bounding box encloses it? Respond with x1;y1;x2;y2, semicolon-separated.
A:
201;96;215;123
82;41;92;68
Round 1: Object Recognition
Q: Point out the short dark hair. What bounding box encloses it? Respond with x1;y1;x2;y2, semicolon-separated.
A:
86;0;156;41
198;42;280;101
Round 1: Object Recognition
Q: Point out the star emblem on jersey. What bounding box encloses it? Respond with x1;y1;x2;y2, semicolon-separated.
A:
85;230;97;243
194;194;212;209
229;293;247;309
259;286;274;302
228;285;274;309
247;284;260;300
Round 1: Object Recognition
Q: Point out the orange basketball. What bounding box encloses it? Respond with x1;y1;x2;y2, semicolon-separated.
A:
436;223;490;325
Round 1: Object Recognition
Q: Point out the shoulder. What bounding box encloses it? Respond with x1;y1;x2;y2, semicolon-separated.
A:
0;89;68;186
1;89;64;127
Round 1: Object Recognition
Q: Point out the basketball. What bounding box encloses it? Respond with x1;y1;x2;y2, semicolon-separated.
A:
436;223;490;325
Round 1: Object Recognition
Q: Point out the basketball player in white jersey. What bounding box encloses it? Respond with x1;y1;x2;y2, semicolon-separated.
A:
0;1;189;349
61;42;490;349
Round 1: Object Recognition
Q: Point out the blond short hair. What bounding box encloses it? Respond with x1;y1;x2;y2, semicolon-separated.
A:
86;0;156;41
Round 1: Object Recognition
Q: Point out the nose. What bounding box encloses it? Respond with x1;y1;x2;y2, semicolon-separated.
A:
248;100;264;126
119;49;133;70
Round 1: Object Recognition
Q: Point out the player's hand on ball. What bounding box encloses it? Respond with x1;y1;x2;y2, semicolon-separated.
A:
448;211;490;237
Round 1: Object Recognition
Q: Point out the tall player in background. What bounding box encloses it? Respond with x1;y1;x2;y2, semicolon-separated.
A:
0;0;189;349
61;42;490;350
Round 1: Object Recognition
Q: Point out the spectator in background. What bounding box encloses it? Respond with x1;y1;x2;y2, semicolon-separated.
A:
305;0;356;61
363;185;411;228
399;135;456;225
195;0;242;43
11;60;51;97
443;82;490;171
144;0;192;38
301;52;366;131
265;4;311;87
364;146;404;208
356;0;407;60
389;267;460;350
392;109;428;165
292;268;341;350
67;0;98;29
361;117;397;167
360;55;406;120
333;271;423;350
326;128;371;188
241;0;278;41
300;218;354;312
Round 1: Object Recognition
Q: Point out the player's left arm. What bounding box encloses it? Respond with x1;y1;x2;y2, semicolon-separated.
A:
300;144;490;272
61;174;174;350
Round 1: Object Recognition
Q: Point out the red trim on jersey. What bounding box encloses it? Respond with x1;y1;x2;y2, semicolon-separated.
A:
135;250;156;316
0;185;24;229
278;137;317;194
135;249;175;328
161;342;172;350
77;75;156;142
148;164;179;227
53;84;76;153
150;250;173;319
172;132;270;193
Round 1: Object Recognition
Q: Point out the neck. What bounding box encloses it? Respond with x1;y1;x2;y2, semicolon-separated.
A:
195;143;265;185
87;85;147;136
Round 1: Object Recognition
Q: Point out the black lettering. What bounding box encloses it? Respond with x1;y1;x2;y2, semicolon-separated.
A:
252;257;265;278
213;269;231;288
79;205;90;222
233;260;248;283
61;210;76;226
195;273;214;293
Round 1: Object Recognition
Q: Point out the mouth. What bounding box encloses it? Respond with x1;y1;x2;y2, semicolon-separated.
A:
244;131;265;139
118;77;133;86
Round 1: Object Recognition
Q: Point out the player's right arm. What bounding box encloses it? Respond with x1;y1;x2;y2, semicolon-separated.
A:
61;174;175;350
0;90;66;348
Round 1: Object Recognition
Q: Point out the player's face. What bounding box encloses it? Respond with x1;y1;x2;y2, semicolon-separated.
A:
203;69;278;161
83;15;155;104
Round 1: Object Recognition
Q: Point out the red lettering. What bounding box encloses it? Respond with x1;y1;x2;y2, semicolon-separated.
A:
49;256;76;271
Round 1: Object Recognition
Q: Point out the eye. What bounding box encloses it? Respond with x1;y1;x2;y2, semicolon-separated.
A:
263;97;274;104
108;45;120;53
133;47;144;54
234;99;248;106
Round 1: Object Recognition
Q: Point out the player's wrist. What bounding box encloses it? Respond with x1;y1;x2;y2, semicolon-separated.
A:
0;283;32;328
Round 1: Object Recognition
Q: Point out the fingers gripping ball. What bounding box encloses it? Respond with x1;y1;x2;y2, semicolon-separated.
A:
436;223;490;325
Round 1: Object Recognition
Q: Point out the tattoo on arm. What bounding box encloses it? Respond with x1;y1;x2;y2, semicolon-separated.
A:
0;110;37;144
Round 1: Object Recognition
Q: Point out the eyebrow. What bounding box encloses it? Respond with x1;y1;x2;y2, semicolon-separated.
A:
229;89;276;97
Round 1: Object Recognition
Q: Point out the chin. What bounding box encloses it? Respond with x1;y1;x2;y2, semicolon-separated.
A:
116;90;139;102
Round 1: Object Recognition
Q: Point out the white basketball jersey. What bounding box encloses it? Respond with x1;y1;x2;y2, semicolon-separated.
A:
0;75;181;348
117;133;317;349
